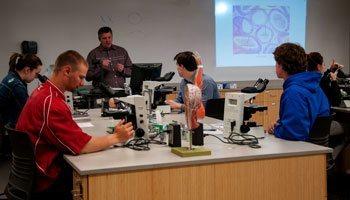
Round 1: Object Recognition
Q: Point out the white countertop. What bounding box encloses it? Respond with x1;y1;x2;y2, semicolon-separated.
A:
64;109;332;176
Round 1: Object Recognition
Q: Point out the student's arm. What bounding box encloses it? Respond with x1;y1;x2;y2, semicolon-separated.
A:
165;99;183;110
274;90;310;141
166;80;185;109
45;101;133;155
80;120;134;153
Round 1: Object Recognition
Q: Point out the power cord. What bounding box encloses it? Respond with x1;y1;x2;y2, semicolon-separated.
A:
203;133;232;144
113;131;169;151
123;138;150;151
72;109;89;117
148;131;167;145
81;109;89;115
204;132;261;149
227;132;261;148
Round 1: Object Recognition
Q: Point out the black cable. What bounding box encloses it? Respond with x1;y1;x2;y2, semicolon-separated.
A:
203;133;232;144
149;139;167;145
148;131;168;145
73;109;89;116
81;109;89;115
123;138;150;151
227;132;261;148
204;132;261;149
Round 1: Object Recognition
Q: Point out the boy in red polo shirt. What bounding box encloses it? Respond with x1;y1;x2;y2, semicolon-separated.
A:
16;50;134;199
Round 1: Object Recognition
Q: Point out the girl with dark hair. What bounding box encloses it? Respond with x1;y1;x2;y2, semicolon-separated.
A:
0;53;42;127
306;52;341;107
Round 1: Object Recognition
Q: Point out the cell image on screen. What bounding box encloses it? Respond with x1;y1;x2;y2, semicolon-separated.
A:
232;5;290;54
215;0;306;67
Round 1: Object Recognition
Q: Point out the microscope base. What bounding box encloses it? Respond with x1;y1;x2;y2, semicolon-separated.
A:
248;126;266;139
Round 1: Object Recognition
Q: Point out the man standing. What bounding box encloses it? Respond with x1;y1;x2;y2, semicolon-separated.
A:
268;43;330;141
86;26;132;88
16;50;134;199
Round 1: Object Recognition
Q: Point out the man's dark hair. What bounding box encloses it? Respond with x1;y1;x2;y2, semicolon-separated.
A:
174;51;197;72
98;26;113;39
306;52;323;71
273;43;307;75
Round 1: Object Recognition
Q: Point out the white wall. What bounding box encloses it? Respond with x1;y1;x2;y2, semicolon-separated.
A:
0;0;349;91
306;0;350;70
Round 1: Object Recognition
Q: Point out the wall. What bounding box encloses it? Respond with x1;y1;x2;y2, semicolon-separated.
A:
0;0;349;91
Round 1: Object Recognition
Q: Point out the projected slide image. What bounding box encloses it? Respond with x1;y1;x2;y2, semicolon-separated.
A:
215;0;306;67
232;5;290;54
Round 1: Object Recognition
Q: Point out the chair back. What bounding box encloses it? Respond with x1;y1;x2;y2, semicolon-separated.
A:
4;124;35;200
308;115;333;147
205;98;225;120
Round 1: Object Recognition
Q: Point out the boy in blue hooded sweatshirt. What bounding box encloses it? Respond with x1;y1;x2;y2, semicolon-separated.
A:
268;43;330;141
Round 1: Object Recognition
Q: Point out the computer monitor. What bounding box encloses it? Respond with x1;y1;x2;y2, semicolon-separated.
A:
130;63;162;94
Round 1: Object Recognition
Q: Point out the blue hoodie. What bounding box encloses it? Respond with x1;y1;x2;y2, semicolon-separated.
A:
274;71;330;141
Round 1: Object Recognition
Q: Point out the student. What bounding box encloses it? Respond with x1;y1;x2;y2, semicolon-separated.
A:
86;26;133;88
268;43;330;141
16;50;134;199
0;53;42;127
165;51;219;110
306;52;342;107
306;52;350;157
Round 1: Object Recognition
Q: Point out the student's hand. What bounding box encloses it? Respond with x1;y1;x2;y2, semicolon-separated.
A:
330;59;336;70
330;59;343;71
267;122;277;134
329;72;337;81
165;99;183;110
113;120;134;143
193;51;202;66
116;63;124;72
101;58;111;70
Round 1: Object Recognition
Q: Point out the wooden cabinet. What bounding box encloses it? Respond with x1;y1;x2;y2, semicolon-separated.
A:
71;154;327;200
220;89;282;130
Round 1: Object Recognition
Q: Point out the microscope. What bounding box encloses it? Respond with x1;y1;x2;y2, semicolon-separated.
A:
337;78;350;107
142;81;175;114
142;72;176;114
112;95;149;139
223;79;269;138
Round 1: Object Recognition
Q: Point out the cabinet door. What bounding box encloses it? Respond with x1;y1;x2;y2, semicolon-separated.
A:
263;90;281;102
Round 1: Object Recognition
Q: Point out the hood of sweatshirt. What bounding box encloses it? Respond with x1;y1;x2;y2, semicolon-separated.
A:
283;71;322;93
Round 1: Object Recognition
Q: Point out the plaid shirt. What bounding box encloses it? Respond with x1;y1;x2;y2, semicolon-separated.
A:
86;44;132;88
